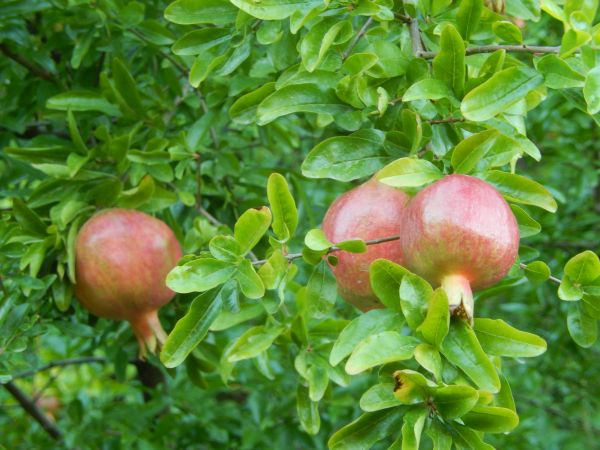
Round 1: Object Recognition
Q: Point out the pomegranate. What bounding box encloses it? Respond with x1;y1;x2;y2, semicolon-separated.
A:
75;209;182;357
400;174;519;319
322;178;410;311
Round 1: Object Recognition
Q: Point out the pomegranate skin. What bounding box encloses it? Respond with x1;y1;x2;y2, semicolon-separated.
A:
400;174;519;291
322;178;410;311
75;209;182;355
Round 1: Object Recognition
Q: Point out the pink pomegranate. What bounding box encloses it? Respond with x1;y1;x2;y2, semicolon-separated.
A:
322;178;410;311
400;174;519;318
75;209;182;357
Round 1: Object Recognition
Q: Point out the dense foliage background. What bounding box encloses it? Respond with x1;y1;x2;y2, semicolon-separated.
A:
1;0;599;449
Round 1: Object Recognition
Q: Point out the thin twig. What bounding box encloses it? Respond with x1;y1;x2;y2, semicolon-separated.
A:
419;45;561;59
252;235;402;266
197;206;223;228
343;18;374;60
428;117;465;125
3;381;62;440
408;18;425;56
0;44;62;87
8;357;108;380
127;28;188;75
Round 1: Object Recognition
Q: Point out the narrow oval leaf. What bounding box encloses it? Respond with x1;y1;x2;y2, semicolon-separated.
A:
377;158;443;188
345;331;419;375
359;383;402;412
583;66;600;114
473;318;547;357
417;288;450;348
403;79;457;102
510;204;541;238
164;0;238;25
369;259;410;311
330;309;404;366
297;385;321;435
461;67;544;121
227;325;285;362
46;91;120;116
302;129;387;181
306;262;337;318
399;273;433;330
166;258;237;293
462;406;520;433
567;302;598;347
440;320;501;393
482;170;558;212
328;409;405;450
160;288;223;368
267;173;298;241
432;24;465;97
456;0;482;40
234;206;272;255
433;385;479;419
236;259;265;299
523;260;551;283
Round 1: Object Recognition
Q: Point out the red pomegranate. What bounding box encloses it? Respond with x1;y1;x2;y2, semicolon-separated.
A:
322;178;410;311
75;209;182;357
400;174;519;318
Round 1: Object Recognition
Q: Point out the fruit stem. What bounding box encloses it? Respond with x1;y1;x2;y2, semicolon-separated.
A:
129;310;168;360
441;274;474;323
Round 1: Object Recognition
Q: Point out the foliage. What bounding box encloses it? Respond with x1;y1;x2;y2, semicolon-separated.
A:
0;0;599;449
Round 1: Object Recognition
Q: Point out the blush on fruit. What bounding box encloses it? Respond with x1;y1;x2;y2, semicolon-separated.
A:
75;208;182;357
400;174;519;319
322;178;410;312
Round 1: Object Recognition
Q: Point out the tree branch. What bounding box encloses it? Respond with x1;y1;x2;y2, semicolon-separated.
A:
9;356;108;380
3;381;62;440
409;19;424;56
419;44;561;59
343;18;374;60
0;44;61;86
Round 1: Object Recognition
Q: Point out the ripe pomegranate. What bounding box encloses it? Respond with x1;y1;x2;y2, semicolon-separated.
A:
322;178;410;311
400;174;519;319
75;209;182;357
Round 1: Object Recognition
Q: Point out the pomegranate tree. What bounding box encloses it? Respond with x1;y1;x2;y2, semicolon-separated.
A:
75;209;182;357
322;178;410;311
400;174;519;319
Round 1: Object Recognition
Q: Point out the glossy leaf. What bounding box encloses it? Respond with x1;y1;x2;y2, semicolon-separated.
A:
297;385;321;435
234;206;272;255
345;332;419;375
399;273;433;330
482;170;558;212
567;302;598;347
432;385;479;419
474;318;547;357
462;406;520;433
267;173;298;241
305;262;337;318
432;24;465;97
377;158;443;188
166;257;237;293
236;259;265;299
164;0;238;25
359;383;402;412
227;325;285;362
417;288;450;348
328;409;404;450
369;259;409;311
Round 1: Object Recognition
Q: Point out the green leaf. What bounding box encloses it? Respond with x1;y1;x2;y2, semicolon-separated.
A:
328;409;404;450
564;250;600;286
492;21;523;43
451;130;521;174
171;28;230;55
306;262;337;318
305;228;332;251
236;259;265;299
456;0;483;41
369;259;410;311
462;406;520;433
307;360;329;401
523;260;551;283
117;175;155;209
558;275;584;301
230;0;321;19
330;309;404;366
46;91;120;116
160;288;223;368
164;0;238;25
426;421;453;450
461;67;544;121
473;318;547;357
450;423;495;450
210;302;265;331
297;385;321;435
417;288;450;348
359;383;402;412
401;407;428;450
432;385;479;419
403;79;457;102
345;331;419;375
377;158;443;188
267;173;298;241
112;58;144;116
583;66;600;114
209;235;242;263
336;239;367;253
12;198;46;236
234;206;272;255
567;302;598;347
300;18;352;72
510;204;541;238
67;110;88;154
258;83;351;125
482;170;557;212
166;257;237;293
302;129;387;181
414;343;442;381
440;320;501;393
229;82;276;124
392;370;434;405
432;24;465;98
536;55;585;89
399;273;433;331
227;325;285;362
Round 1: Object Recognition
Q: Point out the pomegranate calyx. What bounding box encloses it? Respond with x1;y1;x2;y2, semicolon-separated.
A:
441;274;474;324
